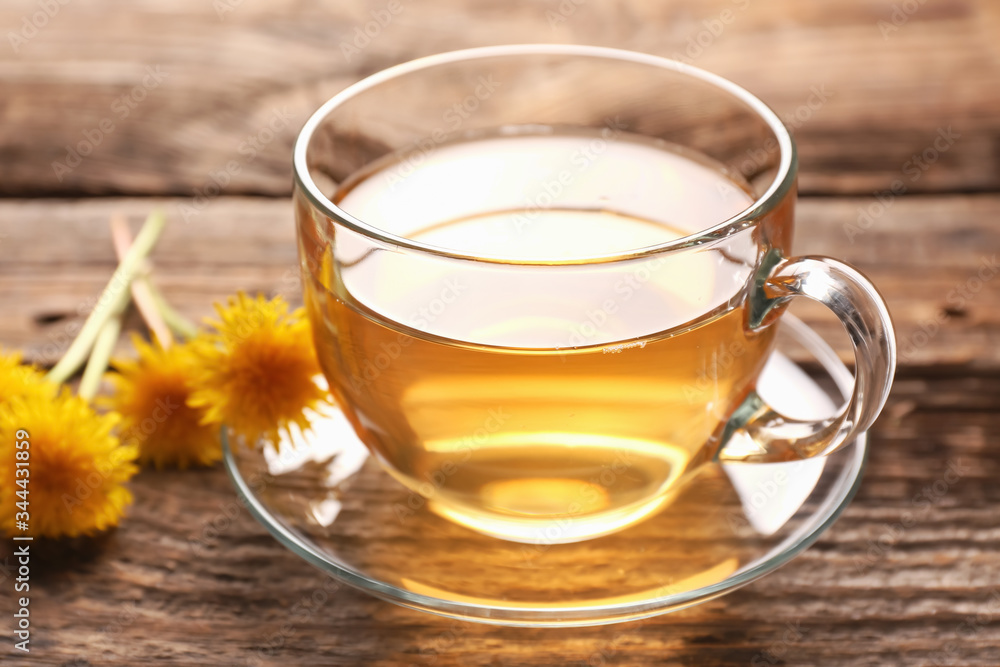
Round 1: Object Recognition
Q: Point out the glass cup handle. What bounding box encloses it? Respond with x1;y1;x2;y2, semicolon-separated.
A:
718;256;897;464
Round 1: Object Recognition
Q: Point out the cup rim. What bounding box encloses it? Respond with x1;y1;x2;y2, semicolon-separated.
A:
292;44;797;266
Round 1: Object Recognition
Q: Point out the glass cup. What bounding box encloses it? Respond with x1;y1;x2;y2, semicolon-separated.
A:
292;45;895;545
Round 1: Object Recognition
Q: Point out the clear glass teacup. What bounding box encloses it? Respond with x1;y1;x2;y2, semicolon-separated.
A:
292;45;895;544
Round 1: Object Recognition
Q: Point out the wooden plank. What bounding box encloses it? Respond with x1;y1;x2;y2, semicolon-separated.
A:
0;0;998;197
1;194;997;370
0;0;996;664
1;372;997;666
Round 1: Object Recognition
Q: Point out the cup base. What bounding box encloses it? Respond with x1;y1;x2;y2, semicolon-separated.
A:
223;316;867;627
370;432;697;545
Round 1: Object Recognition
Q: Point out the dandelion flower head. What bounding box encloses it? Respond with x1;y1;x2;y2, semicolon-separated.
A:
0;390;138;538
189;293;327;446
105;336;220;469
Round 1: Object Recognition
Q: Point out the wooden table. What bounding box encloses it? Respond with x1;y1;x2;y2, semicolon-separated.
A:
2;1;999;664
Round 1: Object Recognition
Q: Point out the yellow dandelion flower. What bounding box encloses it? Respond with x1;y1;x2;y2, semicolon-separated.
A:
0;390;138;538
188;292;328;446
104;336;220;469
0;348;56;405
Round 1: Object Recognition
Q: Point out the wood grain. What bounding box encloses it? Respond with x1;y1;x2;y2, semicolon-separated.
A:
0;194;998;665
0;0;998;197
0;373;998;667
2;0;999;663
2;194;998;369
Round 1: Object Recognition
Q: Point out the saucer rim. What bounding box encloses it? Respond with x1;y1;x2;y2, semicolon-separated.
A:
222;314;869;627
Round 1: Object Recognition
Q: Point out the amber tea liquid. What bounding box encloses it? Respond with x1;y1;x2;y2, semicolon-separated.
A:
301;132;784;543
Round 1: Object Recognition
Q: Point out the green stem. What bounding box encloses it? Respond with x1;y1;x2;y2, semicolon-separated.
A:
110;214;173;347
132;272;174;346
148;281;199;340
78;313;123;401
46;209;167;385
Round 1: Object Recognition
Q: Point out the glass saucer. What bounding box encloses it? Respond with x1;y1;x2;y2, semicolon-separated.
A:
222;315;867;627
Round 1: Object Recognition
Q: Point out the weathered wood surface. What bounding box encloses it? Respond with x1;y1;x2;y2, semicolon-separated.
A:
0;0;999;198
2;195;998;370
2;0;1000;664
0;195;998;665
0;373;997;667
